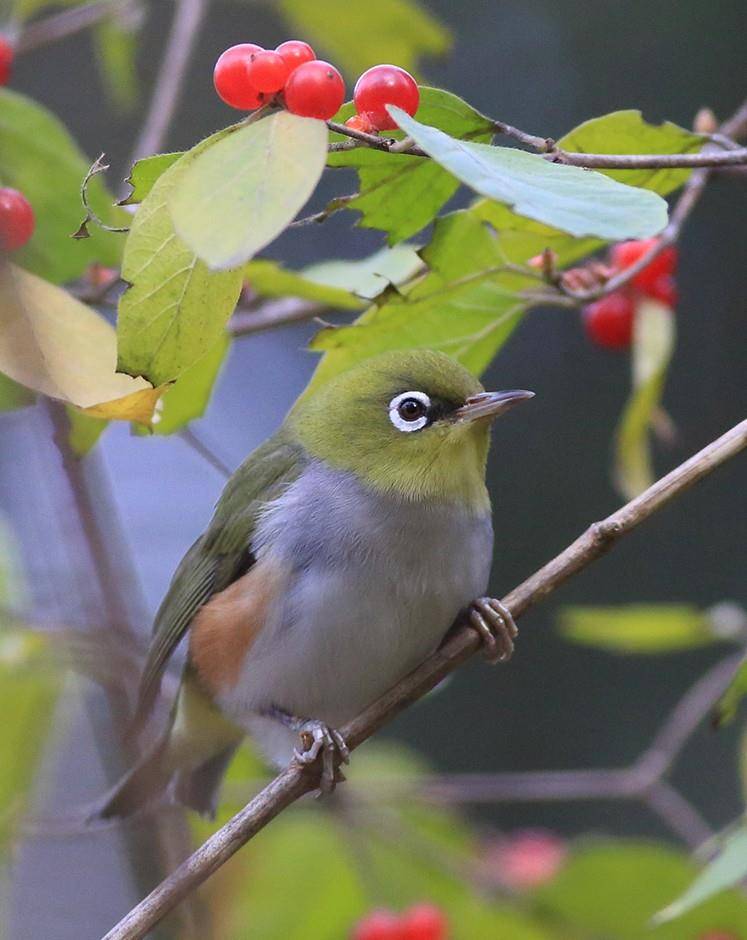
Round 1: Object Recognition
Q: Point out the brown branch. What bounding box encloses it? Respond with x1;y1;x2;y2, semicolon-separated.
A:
229;297;327;337
103;416;747;940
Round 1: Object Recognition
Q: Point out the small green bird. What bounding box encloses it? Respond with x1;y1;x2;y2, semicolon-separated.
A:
97;349;533;817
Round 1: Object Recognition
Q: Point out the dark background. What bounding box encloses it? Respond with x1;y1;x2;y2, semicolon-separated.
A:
2;1;746;935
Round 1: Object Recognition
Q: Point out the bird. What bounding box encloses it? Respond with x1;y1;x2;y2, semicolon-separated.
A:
95;349;534;818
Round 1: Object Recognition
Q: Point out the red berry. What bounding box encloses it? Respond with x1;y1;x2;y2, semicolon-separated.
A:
646;273;678;307
483;830;567;891
213;43;264;110
353;910;404;940
0;36;13;86
610;238;678;294
353;64;419;131
246;49;289;94
400;904;447;940
583;292;635;350
345;113;378;134
0;187;35;252
697;933;741;940
284;60;345;120
275;40;315;76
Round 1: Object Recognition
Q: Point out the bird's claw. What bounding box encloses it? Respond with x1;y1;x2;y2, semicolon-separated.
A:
293;720;349;794
468;596;518;664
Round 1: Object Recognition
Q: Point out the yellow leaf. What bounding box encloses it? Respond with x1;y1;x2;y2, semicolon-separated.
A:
0;261;162;423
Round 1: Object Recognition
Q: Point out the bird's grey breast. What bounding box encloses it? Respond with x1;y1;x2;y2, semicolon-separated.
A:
233;459;493;726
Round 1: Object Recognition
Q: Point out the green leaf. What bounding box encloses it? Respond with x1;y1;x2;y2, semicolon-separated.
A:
302;243;424;299
390;106;669;240
116;132;244;385
66;407;109;456
168;111;328;270
713;658;747;727
0;88;124;283
279;0;450;77
244;260;363;310
559;604;717;654
328;87;494;243
557;110;705;195
655;825;747;924
93;12;140;113
148;335;230;436
308;211;527;392
0;372;35;412
613;300;675;499
0;631;61;854
119;152;184;206
537;839;747;939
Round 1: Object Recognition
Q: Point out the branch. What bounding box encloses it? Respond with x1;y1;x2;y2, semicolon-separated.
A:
126;0;208;167
103;416;747;940
16;0;133;54
548;147;747;170
228;297;327;337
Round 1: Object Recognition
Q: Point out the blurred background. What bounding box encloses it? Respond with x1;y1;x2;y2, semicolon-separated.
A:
1;1;746;937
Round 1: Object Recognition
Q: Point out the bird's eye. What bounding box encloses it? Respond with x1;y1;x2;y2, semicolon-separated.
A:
388;391;431;433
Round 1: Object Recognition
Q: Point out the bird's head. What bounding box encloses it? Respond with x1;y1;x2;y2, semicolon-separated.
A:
290;350;534;512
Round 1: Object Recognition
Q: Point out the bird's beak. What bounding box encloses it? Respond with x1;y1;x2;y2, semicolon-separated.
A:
453;389;535;423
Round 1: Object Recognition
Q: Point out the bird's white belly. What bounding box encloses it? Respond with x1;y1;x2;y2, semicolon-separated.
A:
214;461;493;765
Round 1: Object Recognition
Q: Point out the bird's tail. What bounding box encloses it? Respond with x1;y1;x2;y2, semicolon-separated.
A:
93;735;174;820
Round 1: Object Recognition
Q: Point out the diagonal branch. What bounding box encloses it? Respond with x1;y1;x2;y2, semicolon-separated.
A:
103;416;747;940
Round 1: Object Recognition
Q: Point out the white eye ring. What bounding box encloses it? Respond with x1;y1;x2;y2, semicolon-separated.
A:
388;391;431;433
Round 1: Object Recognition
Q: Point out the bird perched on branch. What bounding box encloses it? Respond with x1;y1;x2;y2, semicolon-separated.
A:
95;349;533;818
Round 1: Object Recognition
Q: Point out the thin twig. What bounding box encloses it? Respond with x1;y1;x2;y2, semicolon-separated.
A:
548;147;747;169
16;0;132;54
229;297;327;337
103;416;747;940
126;0;208;167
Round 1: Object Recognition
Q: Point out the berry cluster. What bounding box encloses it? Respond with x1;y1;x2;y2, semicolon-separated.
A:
214;39;344;120
0;187;35;252
353;903;446;940
0;35;12;86
583;238;679;350
213;40;420;130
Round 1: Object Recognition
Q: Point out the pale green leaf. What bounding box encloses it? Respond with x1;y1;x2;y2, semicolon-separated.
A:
0;372;35;412
390;106;669;240
557;110;705;195
66;407;109;456
559;604;717;654
244;260;363;310
278;0;450;76
0;631;60;854
537;840;747;938
147;335;230;436
119;152;184;206
328;87;494;243
656;826;747;924
0;88;123;283
303;243;424;299
614;300;675;499
116;132;244;385
168;111;328;270
714;658;747;727
0;261;162;423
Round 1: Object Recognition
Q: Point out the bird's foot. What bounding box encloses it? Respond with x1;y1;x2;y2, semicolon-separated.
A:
467;596;517;664
293;720;350;794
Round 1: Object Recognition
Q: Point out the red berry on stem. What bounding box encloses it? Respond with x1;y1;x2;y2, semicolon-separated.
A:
246;49;289;93
284;60;345;120
610;238;678;294
0;36;13;86
583;292;635;350
400;904;447;940
0;187;35;252
353;910;404;940
213;43;264;110
353;64;419;131
646;273;678;307
275;39;315;76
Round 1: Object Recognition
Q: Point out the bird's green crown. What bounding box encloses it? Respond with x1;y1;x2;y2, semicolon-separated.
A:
289;350;493;513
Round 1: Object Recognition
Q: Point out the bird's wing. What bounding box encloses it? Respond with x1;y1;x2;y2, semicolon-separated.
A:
131;431;303;732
